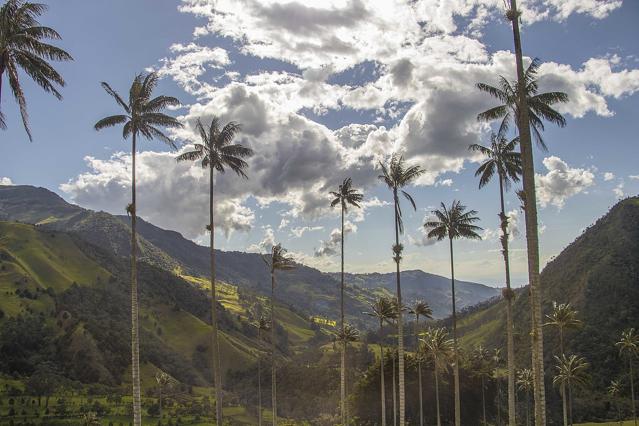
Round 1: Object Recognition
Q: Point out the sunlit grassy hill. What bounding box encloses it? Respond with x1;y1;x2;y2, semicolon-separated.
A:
0;220;325;389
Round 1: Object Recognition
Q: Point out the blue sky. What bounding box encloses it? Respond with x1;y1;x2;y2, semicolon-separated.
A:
1;0;638;287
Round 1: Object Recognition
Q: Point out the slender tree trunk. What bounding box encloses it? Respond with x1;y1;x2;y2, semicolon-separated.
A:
498;175;517;426
560;328;567;426
210;166;224;425
508;2;547;424
561;385;568;426
498;380;502;425
418;360;423;426
258;352;262;426
526;391;530;426
131;133;142;426
392;190;406;426
630;358;636;426
271;271;277;426
449;237;461;426
435;366;441;426
341;204;347;425
392;350;397;426
380;341;386;426
568;382;573;426
482;376;486;425
416;315;423;426
159;386;162;425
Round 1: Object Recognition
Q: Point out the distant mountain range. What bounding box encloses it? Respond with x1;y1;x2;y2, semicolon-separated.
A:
0;184;498;323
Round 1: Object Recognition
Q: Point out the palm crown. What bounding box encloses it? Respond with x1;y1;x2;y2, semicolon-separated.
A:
378;153;425;234
264;243;296;274
330;177;363;211
545;302;582;330
421;327;454;370
424;200;483;241
94;72;182;146
176;117;253;177
366;297;397;326
469;127;522;190
409;300;433;321
0;0;73;139
477;58;568;151
552;354;589;388
616;328;639;357
337;324;359;344
516;368;534;392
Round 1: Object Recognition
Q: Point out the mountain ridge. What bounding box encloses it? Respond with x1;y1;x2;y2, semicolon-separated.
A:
0;184;499;321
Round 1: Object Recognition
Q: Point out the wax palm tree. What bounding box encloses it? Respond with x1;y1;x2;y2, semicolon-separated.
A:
95;72;181;426
485;5;570;423
378;153;424;426
0;0;72;140
608;380;623;426
330;177;363;425
366;296;397;426
263;243;295;426
155;371;172;425
545;302;582;356
256;316;270;426
553;355;589;426
424;200;482;426
545;302;582;426
472;345;491;426
409;300;433;426
517;368;534;426
476;58;568;152
421;327;454;426
469;123;522;426
176;117;252;422
616;328;639;426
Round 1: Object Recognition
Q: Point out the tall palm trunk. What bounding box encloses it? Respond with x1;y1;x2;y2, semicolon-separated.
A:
209;166;223;424
159;385;163;425
271;272;278;426
630;358;637;426
560;329;567;426
130;133;142;426
258;353;262;426
380;340;387;426
509;0;546;426
392;350;397;426
435;365;441;426
498;175;517;426
481;376;486;425
449;237;461;426
508;1;546;423
416;317;424;426
340;204;347;425
392;190;406;426
568;381;573;426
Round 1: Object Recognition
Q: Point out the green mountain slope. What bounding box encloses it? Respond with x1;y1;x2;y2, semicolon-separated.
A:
455;196;639;421
0;221;322;389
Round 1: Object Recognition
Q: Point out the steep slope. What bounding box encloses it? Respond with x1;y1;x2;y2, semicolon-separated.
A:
456;196;639;391
337;269;499;318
